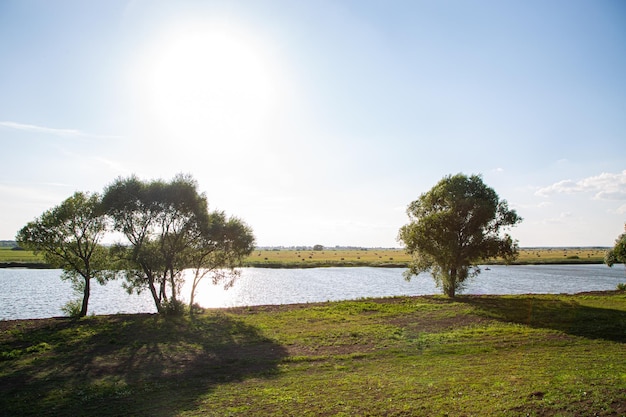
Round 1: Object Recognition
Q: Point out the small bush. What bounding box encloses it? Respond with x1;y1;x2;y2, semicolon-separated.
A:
190;303;205;315
61;299;83;318
161;299;186;316
617;283;626;291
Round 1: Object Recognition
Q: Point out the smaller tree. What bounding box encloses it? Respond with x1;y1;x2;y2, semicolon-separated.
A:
605;225;626;269
16;192;114;317
313;244;324;251
398;174;522;297
188;212;255;312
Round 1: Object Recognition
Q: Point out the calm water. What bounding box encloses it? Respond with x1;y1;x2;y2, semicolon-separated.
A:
0;264;624;320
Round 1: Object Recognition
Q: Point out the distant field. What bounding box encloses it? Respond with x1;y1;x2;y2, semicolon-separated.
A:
0;246;609;267
0;247;45;264
514;247;607;264
245;247;608;267
245;248;411;267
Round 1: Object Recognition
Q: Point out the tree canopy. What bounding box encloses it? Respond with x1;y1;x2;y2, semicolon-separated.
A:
605;225;626;268
187;210;255;312
398;173;522;297
102;174;255;314
16;192;114;317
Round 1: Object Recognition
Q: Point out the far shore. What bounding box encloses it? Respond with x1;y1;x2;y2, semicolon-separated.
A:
0;247;611;269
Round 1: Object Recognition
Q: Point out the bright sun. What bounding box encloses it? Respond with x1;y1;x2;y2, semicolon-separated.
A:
136;21;278;146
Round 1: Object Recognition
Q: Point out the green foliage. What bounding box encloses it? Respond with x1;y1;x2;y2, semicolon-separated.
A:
160;298;187;316
399;173;522;297
102;173;255;315
61;299;84;318
15;192;114;317
188;211;255;311
605;227;626;268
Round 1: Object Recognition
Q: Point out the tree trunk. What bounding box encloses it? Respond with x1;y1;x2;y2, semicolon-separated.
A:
446;268;457;298
80;277;90;317
169;269;177;302
189;269;201;314
147;277;163;313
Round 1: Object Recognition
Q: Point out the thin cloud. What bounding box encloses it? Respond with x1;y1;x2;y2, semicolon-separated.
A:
536;170;626;200
0;121;122;139
0;182;69;204
93;157;132;175
541;212;573;225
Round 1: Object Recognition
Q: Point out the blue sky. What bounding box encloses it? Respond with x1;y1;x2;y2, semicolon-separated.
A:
1;0;625;247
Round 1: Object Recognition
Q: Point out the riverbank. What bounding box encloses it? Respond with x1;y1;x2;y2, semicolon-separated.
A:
1;292;624;416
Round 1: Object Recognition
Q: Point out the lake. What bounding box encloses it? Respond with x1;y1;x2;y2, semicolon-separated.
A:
1;264;624;320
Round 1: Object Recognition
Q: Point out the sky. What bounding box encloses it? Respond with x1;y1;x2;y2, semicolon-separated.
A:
1;0;625;248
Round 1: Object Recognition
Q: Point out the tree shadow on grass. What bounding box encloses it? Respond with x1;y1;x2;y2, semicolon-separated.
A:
456;293;626;343
0;313;288;416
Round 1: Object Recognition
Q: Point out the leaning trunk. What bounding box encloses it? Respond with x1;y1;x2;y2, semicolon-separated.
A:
147;276;163;314
189;269;202;314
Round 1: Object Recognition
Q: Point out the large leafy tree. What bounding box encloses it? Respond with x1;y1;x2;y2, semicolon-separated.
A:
604;225;626;269
398;174;522;297
16;192;114;317
102;174;208;313
102;174;255;314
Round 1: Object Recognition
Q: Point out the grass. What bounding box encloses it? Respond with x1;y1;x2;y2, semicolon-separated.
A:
245;248;608;267
1;292;625;416
0;247;45;264
244;248;412;267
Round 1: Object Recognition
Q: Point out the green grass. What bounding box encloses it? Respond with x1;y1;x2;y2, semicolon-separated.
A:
0;247;45;264
1;293;625;416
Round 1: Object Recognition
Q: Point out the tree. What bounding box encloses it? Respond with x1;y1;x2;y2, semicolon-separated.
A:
102;173;255;314
398;173;522;297
16;192;114;317
187;211;255;312
605;225;626;268
313;244;324;251
102;174;209;313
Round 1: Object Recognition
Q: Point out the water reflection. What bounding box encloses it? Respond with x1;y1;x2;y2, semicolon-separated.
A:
1;264;624;320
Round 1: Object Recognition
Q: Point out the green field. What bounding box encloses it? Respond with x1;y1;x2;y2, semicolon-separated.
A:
0;247;45;264
1;293;624;416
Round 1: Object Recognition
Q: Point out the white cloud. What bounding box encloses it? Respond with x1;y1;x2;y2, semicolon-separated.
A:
0;121;121;139
536;170;626;200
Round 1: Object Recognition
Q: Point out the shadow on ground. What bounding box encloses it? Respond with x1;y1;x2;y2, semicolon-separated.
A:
457;293;626;343
0;313;287;416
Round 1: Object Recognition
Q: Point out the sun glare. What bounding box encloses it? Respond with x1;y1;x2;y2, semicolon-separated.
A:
134;21;278;148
